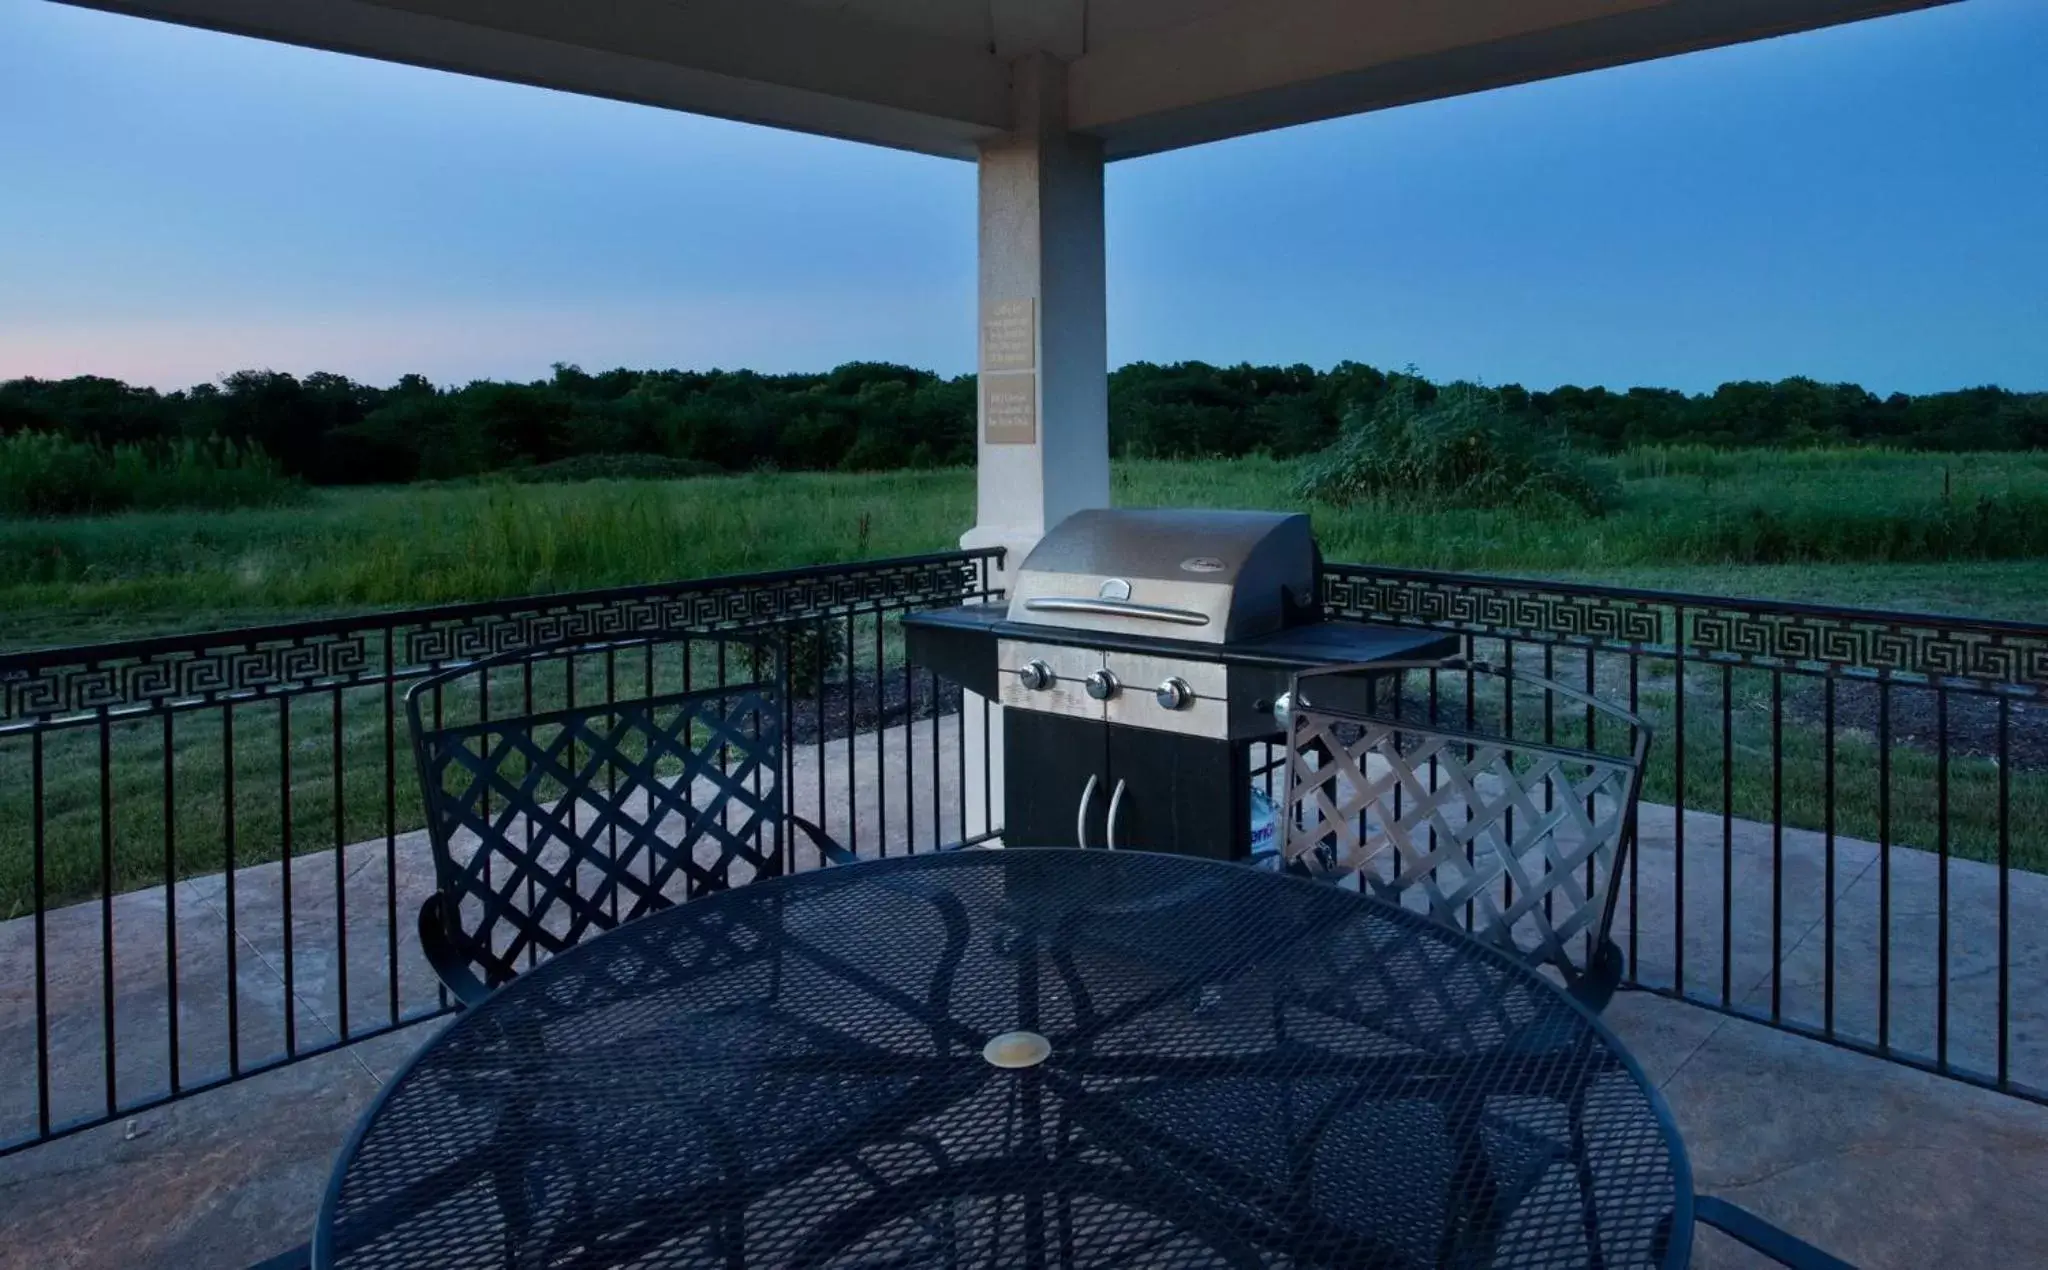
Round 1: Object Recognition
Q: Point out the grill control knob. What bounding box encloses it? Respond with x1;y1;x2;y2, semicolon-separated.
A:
1016;660;1055;692
1154;678;1193;711
1084;668;1121;701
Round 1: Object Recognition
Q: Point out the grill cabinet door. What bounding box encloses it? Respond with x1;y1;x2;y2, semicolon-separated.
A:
1002;711;1109;848
1103;729;1249;861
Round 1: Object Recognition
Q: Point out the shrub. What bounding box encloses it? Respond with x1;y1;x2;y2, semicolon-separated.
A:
745;621;845;699
0;432;301;517
1296;381;1618;516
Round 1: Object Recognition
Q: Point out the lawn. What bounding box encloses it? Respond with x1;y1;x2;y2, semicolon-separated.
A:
3;447;2045;915
4;447;2048;648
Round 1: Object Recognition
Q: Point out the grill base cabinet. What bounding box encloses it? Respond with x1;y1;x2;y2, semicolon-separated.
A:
1004;710;1251;858
903;508;1457;862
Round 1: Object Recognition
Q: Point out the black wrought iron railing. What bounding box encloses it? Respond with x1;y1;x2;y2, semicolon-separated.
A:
0;549;1005;1156
1321;562;2048;1102
4;551;2045;1158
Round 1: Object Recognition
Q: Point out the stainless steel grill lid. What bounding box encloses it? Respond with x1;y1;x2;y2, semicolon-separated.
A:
1005;509;1317;645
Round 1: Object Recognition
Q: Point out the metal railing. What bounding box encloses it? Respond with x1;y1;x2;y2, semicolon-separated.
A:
0;549;1004;1156
5;551;2045;1157
1322;562;2048;1102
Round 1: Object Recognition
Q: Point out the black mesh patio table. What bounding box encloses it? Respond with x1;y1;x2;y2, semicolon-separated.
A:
314;849;1693;1269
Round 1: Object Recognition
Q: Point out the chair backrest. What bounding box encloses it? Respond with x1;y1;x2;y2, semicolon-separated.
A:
1279;658;1649;991
406;630;790;976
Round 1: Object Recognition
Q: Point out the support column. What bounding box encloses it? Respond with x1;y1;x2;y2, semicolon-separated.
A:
960;52;1109;573
960;53;1109;840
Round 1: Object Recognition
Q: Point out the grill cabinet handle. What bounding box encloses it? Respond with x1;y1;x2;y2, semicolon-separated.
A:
1105;779;1127;849
1076;774;1099;849
1022;597;1211;627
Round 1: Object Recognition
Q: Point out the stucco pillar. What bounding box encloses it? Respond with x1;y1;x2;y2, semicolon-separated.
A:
959;53;1109;840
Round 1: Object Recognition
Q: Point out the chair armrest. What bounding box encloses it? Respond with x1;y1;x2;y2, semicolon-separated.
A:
1695;1196;1860;1270
416;893;499;1010
789;814;858;867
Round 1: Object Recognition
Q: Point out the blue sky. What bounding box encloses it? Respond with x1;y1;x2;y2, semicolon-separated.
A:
1;0;2043;395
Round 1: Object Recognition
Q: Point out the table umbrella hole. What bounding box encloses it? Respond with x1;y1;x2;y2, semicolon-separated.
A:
983;1031;1052;1069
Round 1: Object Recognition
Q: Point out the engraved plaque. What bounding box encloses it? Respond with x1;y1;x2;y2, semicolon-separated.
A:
982;374;1037;446
981;298;1036;372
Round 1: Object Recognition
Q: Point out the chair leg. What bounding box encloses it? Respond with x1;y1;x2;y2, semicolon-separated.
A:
1694;1196;1860;1270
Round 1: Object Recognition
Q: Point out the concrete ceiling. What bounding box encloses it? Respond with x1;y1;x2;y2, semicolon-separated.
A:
59;0;1959;159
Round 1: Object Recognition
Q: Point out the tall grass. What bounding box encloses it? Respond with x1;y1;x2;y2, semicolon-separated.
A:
3;449;2048;646
0;431;301;517
0;469;972;633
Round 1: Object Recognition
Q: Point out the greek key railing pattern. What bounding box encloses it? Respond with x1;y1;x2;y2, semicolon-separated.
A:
1323;564;2048;695
0;551;999;724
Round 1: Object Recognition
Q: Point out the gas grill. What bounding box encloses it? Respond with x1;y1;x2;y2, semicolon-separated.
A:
903;508;1457;860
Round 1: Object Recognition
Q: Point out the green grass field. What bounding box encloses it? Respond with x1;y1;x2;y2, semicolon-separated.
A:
3;447;2045;915
3;447;2046;648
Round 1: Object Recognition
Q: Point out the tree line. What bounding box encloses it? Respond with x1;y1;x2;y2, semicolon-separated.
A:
1;361;2042;486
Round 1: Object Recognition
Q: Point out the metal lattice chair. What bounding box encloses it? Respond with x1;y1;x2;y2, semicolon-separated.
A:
1277;657;1648;1011
407;630;851;1007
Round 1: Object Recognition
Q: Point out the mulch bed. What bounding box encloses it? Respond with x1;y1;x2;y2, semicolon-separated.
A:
786;669;964;747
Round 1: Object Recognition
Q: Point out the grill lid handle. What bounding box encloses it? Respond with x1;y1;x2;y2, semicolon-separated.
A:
1020;597;1211;627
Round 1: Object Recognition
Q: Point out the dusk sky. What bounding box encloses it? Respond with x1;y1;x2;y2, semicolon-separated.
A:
2;0;2043;396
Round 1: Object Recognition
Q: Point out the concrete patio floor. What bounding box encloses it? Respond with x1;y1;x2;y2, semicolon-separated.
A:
3;718;2045;1266
4;992;2043;1269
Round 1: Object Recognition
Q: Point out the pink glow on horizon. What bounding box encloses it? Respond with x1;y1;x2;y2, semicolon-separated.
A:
0;296;971;390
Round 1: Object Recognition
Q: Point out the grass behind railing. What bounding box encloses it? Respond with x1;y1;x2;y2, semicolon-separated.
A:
3;448;2046;915
0;627;859;916
5;451;2048;647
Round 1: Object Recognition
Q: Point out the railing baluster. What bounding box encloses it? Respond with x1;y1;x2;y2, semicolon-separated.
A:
929;665;942;849
606;646;620;919
33;729;51;1138
1824;673;1837;1037
163;709;180;1093
332;684;348;1041
875;606;887;858
1501;640;1516;916
522;657;536;948
223;702;240;1078
1627;654;1640;978
816;617;828;851
383;626;400;1028
901;610;915;855
1937;684;1949;1072
279;694;295;1057
1673;603;1687;997
1722;662;1734;1008
1771;669;1783;1023
1997;694;2011;1090
844;609;857;859
1878;678;1892;1053
98;710;115;1117
975;688;988;841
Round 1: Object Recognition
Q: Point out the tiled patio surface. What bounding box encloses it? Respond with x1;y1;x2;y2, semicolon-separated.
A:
3;718;2045;1267
5;993;2042;1269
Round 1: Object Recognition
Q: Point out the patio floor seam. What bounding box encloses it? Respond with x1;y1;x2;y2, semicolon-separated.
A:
181;878;386;1085
1730;843;1885;1020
